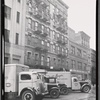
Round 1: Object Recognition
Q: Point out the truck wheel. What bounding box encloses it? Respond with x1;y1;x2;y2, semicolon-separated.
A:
60;87;69;95
50;89;60;98
21;90;36;100
82;86;90;93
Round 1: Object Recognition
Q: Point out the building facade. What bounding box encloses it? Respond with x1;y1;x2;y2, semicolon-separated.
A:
24;0;69;69
5;0;26;64
90;49;96;83
90;49;96;68
68;27;91;80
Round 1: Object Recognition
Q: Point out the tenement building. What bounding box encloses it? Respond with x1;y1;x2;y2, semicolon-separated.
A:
5;0;26;64
24;0;69;69
90;49;96;81
90;49;96;69
68;27;91;80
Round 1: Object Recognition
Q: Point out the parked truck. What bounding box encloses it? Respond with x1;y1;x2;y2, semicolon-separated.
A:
29;69;60;98
5;64;48;100
46;71;91;93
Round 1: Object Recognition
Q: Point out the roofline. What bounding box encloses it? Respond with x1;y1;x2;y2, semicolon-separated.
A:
5;64;29;68
58;0;69;9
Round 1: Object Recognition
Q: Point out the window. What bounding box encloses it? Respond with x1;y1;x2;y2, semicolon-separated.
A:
57;46;60;53
71;46;75;55
47;28;50;36
53;31;56;39
71;60;76;69
5;57;9;64
47;42;50;47
28;18;32;29
41;41;44;45
5;6;11;19
29;2;32;11
58;59;61;63
66;49;68;55
66;61;68;69
18;0;20;3
35;21;38;27
35;54;38;60
21;74;31;80
62;59;65;65
65;37;68;44
83;63;87;71
78;62;82;70
27;35;31;45
42;25;44;33
32;20;35;30
83;51;87;58
62;35;64;41
77;48;82;57
16;11;20;23
53;58;56;62
5;29;10;42
47;57;50;66
53;45;56;52
62;48;64;54
41;55;44;65
57;33;60;38
27;52;31;59
15;33;19;45
73;78;78;82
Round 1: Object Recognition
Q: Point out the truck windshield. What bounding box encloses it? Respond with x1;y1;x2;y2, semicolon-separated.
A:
32;73;41;81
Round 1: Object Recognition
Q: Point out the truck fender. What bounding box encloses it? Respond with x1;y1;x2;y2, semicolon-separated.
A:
49;87;60;92
60;86;67;90
20;87;37;96
81;84;91;90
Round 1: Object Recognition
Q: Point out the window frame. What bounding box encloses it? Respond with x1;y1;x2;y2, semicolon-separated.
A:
27;51;32;59
71;60;76;69
5;29;10;42
21;74;31;80
15;33;19;45
16;11;20;23
5;5;11;19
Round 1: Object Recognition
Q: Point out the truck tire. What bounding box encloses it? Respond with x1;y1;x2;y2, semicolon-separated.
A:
82;85;90;93
50;89;60;98
21;90;36;100
60;87;69;95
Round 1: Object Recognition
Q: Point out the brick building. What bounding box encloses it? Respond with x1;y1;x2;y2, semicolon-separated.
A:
90;49;96;83
24;0;69;69
68;27;91;80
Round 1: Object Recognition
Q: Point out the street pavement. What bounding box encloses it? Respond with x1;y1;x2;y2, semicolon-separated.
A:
14;86;96;100
43;85;96;100
86;85;96;100
43;91;91;100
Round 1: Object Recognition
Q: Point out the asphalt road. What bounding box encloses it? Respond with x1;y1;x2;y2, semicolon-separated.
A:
43;91;90;100
10;89;96;100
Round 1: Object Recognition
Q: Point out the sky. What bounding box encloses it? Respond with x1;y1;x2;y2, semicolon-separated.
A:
62;0;96;50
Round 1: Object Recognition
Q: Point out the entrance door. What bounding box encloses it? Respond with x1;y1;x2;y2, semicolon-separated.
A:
72;77;80;90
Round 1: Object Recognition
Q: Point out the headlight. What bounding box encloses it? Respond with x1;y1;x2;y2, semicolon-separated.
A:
6;83;11;87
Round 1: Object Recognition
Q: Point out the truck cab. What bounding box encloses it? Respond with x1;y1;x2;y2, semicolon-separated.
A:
72;77;91;93
5;64;48;100
44;76;60;98
72;77;81;90
19;71;48;100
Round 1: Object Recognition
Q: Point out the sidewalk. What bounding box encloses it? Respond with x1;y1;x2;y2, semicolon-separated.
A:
79;85;96;100
87;85;96;100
